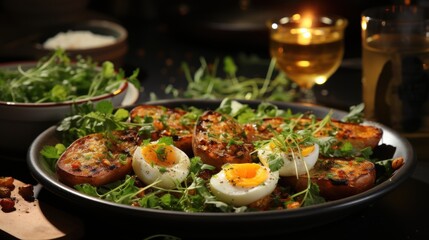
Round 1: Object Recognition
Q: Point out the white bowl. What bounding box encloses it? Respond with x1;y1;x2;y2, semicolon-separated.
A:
0;61;135;155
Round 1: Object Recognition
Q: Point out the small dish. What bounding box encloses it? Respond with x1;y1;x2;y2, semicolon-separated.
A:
33;19;128;67
0;59;137;155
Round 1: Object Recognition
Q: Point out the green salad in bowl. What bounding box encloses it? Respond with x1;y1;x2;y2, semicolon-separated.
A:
0;49;141;155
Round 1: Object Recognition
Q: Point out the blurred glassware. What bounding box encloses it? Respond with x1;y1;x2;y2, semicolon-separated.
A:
361;4;429;133
267;13;348;103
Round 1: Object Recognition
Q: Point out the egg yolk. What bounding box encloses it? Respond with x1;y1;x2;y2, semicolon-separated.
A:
224;163;269;188
141;143;178;167
301;145;315;157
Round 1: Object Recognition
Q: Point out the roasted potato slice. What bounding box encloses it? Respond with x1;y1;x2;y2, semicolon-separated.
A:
192;110;254;170
130;105;195;155
244;117;383;150
56;129;141;187
282;158;376;200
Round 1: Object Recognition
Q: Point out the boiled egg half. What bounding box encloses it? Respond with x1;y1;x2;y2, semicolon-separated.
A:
209;163;279;207
132;140;191;189
257;142;319;177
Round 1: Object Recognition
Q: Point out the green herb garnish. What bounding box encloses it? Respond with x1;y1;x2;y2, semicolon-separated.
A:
56;100;150;146
164;57;298;101
0;48;140;103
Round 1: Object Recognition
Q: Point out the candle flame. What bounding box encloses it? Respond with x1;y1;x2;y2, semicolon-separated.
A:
301;15;313;28
361;16;368;30
296;13;314;45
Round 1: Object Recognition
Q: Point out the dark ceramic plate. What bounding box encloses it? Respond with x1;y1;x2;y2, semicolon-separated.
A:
27;99;416;239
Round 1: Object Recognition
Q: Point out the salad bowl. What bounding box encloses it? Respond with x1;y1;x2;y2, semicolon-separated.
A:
0;51;139;156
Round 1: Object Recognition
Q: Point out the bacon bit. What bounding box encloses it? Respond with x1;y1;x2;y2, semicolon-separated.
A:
153;120;164;130
187;188;196;195
337;170;346;178
0;198;15;213
18;184;35;202
0;186;11;198
136;189;145;198
0;177;36;213
0;176;14;188
248;195;272;210
287;201;301;209
102;159;111;166
71;161;81;170
392;157;404;170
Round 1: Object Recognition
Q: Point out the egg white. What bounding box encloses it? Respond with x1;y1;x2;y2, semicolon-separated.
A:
257;143;319;177
209;163;279;207
132;142;191;189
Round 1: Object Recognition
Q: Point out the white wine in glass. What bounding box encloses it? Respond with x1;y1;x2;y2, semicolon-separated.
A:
267;14;348;103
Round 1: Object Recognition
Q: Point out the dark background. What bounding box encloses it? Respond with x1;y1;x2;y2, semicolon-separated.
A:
0;0;423;110
0;0;405;62
0;0;424;107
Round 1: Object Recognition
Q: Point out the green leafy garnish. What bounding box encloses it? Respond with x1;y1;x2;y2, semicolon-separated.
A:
298;182;326;207
40;143;66;171
56;100;149;146
0;48;140;103
341;103;365;123
164;57;298;101
75;175;146;205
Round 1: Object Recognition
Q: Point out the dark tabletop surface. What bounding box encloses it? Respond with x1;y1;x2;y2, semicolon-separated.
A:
1;1;429;239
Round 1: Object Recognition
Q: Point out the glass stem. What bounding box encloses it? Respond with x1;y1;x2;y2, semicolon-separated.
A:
298;87;316;103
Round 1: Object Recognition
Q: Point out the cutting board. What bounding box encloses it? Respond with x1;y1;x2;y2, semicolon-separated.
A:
0;179;84;239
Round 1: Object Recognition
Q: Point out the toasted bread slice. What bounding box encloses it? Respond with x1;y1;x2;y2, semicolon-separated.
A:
56;129;140;187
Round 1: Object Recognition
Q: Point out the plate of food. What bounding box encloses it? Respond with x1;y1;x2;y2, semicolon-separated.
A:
27;98;416;238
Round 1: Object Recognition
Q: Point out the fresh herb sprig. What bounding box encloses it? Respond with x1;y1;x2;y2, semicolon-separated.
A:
341;103;365;123
56;100;151;146
75;155;239;213
164;56;298;101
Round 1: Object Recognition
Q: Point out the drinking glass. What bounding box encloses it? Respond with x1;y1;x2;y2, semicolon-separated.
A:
267;13;348;103
362;5;429;133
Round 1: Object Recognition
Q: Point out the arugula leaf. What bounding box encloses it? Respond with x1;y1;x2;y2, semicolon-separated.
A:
95;100;114;114
317;137;373;158
374;158;398;184
40;143;66;171
300;183;326;207
342;103;365;123
75;175;143;205
56;100;145;146
223;56;237;77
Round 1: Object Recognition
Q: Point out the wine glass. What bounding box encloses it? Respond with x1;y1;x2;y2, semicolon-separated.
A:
267;13;348;103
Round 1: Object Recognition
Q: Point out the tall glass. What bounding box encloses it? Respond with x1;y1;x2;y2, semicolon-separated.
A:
362;5;429;133
267;14;348;103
